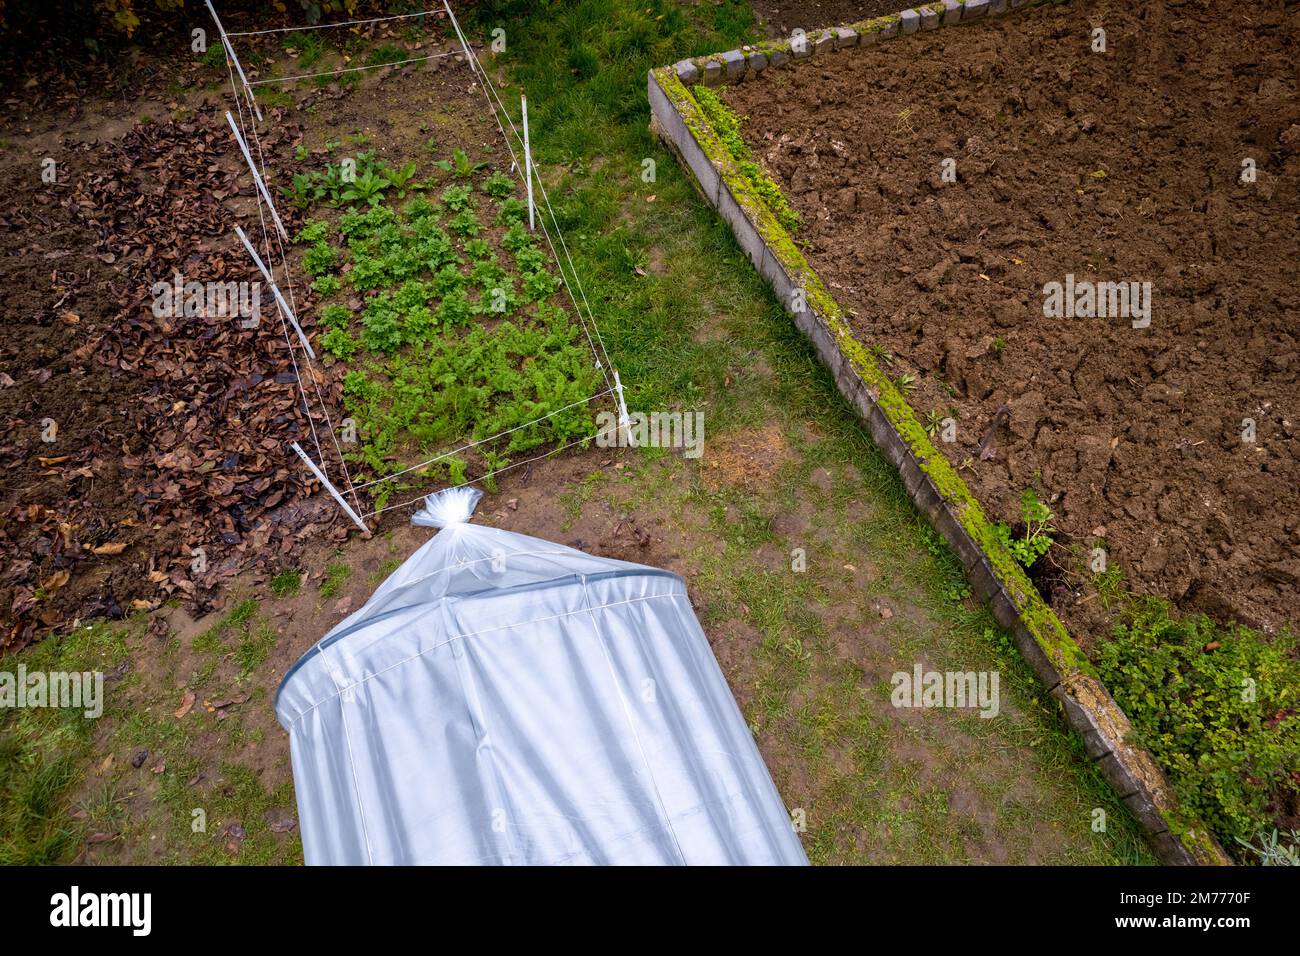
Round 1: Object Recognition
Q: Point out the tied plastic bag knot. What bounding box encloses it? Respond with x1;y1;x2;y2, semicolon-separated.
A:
411;486;484;528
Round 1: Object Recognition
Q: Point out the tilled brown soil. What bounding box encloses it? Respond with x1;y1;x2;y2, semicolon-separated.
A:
750;0;908;37
723;0;1300;643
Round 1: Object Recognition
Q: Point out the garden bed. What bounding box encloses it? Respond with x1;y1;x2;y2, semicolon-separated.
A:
0;17;611;644
719;0;1300;645
275;53;605;516
651;0;1299;862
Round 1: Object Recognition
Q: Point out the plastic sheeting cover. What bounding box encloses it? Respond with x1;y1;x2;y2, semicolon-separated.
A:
276;487;808;865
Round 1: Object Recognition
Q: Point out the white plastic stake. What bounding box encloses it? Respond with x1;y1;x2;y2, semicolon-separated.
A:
291;442;369;533
613;370;636;448
234;226;316;360
521;94;535;232
226;111;288;242
205;1;262;122
613;369;631;429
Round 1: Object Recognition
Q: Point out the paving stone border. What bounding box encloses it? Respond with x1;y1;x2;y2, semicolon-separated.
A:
649;1;1232;866
671;0;1036;88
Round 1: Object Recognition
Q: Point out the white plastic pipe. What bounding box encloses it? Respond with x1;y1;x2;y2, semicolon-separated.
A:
205;1;263;121
291;442;369;533
522;94;534;232
226;112;289;242
234;225;315;360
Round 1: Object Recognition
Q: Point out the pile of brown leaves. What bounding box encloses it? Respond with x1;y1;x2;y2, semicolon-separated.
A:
1;105;349;651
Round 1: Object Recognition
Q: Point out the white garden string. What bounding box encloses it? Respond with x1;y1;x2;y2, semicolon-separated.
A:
361;431;606;521
350;386;616;492
247;50;462;87
227;8;443;37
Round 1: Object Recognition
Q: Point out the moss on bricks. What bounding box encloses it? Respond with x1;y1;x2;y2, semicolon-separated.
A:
690;85;798;231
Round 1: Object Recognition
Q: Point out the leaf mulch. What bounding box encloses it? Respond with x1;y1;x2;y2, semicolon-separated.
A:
0;103;351;652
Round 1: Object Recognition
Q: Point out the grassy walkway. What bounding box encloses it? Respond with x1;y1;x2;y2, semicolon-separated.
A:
462;0;1153;863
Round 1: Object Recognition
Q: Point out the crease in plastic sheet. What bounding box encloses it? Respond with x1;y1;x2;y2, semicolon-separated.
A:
276;489;808;866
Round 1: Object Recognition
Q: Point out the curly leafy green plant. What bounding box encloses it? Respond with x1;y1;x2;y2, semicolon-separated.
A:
297;219;331;244
359;296;403;352
403;195;437;221
320;303;351;329
501;222;535;254
440;183;474;212
430;263;466;297
464;238;492;262
993;488;1056;569
513;246;546;275
311;275;342;297
322;327;360;360
1097;601;1300;856
496;197;527;226
483;171;515;199
340;204;395;241
522;268;561;302
448;208;482;238
435;288;474;328
302;241;338;277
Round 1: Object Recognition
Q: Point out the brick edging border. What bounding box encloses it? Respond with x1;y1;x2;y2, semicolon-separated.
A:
671;0;1041;89
648;3;1231;866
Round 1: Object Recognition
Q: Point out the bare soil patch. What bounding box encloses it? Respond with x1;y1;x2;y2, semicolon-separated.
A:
749;0;907;37
722;0;1300;644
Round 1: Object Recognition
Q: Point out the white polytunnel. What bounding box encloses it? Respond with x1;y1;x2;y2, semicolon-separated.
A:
275;486;808;866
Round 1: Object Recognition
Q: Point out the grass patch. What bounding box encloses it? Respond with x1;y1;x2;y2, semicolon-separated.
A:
1;607;301;865
366;44;408;67
283;30;326;69
270;569;302;598
468;0;1156;863
319;563;351;599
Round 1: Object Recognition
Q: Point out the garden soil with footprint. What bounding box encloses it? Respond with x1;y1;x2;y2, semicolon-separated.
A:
722;0;1300;648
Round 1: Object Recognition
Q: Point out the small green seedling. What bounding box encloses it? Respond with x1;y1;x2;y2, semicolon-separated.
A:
995;489;1056;569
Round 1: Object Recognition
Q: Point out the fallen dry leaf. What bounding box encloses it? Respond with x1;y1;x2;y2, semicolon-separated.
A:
174;690;195;719
41;569;71;591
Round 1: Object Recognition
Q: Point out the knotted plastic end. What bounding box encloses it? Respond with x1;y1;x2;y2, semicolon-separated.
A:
411;486;484;528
